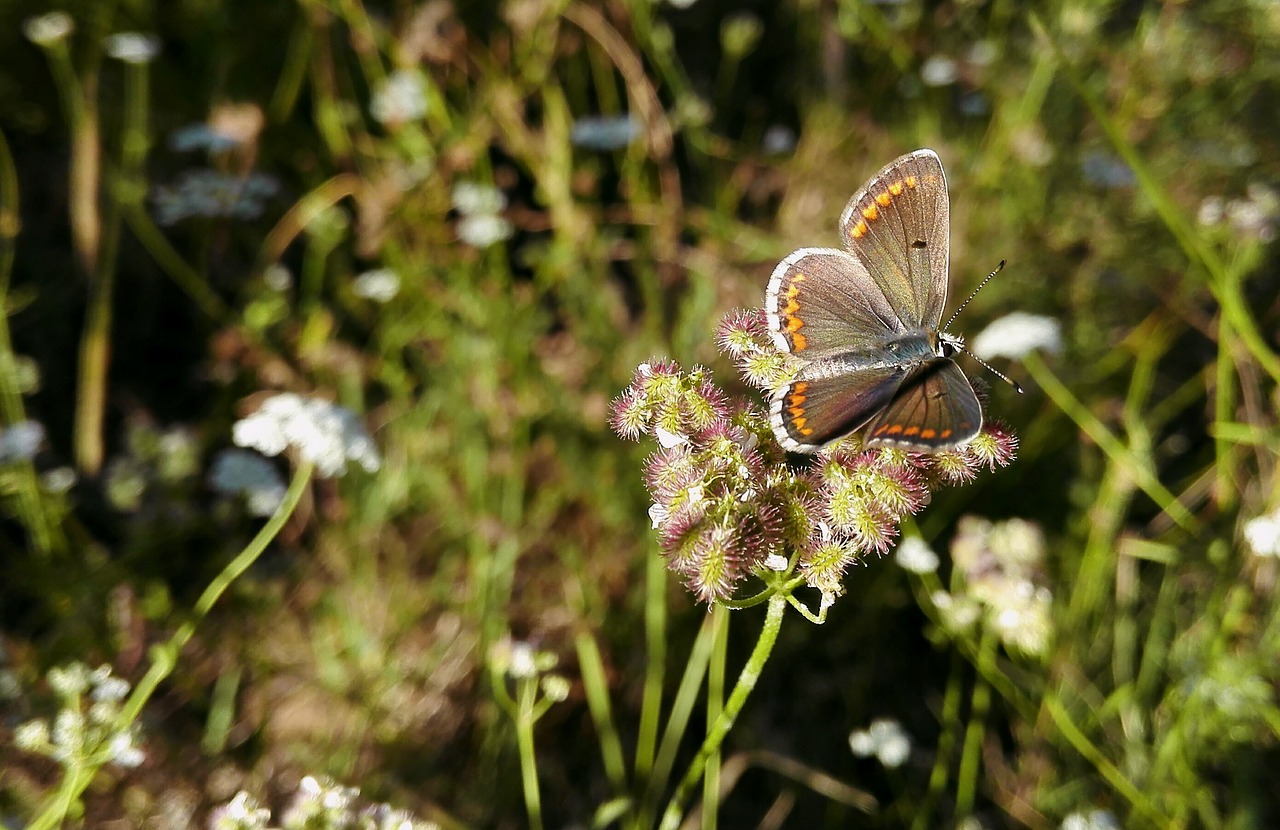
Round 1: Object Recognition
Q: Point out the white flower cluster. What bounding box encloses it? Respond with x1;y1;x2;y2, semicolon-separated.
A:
209;449;287;516
232;393;381;478
1061;809;1120;830
352;267;401;303
370;69;429;126
1243;508;1280;558
104;32;161;64
13;663;145;770
0;420;45;463
848;718;912;768
894;536;940;574
451;182;512;248
23;12;74;45
209;776;439;830
971;312;1063;361
151;169;280;225
934;516;1054;657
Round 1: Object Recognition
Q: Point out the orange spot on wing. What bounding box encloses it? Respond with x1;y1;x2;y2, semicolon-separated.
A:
792;332;808;351
875;192;892;207
862;204;879;221
940;429;952;439
888;181;904;196
851;220;868;239
903;426;920;437
886;424;904;435
920;428;937;439
904;175;918;188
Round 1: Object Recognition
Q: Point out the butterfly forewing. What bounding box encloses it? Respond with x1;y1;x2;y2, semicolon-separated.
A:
771;364;909;452
765;248;905;358
864;360;982;451
837;150;950;329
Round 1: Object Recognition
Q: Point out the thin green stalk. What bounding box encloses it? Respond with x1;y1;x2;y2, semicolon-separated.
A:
913;649;965;830
955;625;995;819
575;629;629;793
637;606;718;829
1045;697;1171;828
1022;352;1197;533
514;679;546;830
702;606;730;830
122;205;232;323
635;548;668;782
658;593;786;830
28;461;313;830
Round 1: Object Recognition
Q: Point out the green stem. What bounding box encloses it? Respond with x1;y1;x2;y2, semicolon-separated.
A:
27;461;312;830
515;679;546;830
702;606;730;829
955;625;995;819
658;593;786;830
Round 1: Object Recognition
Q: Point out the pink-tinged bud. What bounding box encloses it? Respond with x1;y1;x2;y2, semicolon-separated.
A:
609;386;648;440
801;536;862;596
716;308;767;356
926;449;979;485
967;422;1019;470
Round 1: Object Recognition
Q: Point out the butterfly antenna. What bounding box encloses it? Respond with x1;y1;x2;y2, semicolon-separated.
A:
964;349;1025;394
943;259;1005;333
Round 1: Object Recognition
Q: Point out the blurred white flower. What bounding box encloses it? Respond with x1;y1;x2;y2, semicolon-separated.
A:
210;449;287;517
966;40;998;67
208;791;271;830
152;169;280;225
24;12;74;45
458;214;513;248
263;263;292;291
894;536;939;574
281;777;360;828
648;502;669;529
370;69;429;125
920;55;958;86
761;124;796;155
232;393;381;478
1061;809;1121;830
40;466;77;494
571;114;641;151
451;182;507;216
1243;510;1280;557
104;32;161;64
848;718;912;768
169;123;242;154
0;420;45;462
353;268;401;302
970;312;1063;360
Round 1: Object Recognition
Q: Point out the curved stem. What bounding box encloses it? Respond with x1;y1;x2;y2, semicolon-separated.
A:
658;592;787;830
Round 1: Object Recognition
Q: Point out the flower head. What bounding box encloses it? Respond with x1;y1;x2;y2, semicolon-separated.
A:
210;449;287;516
352;267;401;302
970;312;1063;360
104;32;161;64
232;393;381;478
849;718;912;768
24;12;74;46
371;69;429;125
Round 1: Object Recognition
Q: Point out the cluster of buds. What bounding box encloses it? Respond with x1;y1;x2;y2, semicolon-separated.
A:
610;309;1018;606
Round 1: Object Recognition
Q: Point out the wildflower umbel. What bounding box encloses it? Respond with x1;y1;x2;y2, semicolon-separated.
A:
610;310;1017;605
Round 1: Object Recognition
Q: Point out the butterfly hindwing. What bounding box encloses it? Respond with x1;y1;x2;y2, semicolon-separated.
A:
765;248;904;358
837;150;950;329
770;363;908;452
864;360;982;451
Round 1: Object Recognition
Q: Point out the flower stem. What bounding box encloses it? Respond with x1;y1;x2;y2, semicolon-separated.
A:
26;461;313;830
658;592;786;830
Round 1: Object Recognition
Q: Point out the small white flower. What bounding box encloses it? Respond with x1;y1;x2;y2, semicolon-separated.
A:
451;182;507;216
764;553;788;571
232;393;381;478
920;55;958;86
14;719;50;751
40;466;77;494
541;675;571;702
1244;510;1280;557
508;642;538;679
1061;809;1120;830
654;425;689;450
263;263;292;291
820;590;836;610
761;124;796;155
648;502;669;529
107;731;146;768
104;32;161;64
894;536;940;574
370;69;429;125
0;419;46;462
210;449;287;517
353;268;401;302
24;12;74;45
970;312;1064;360
457;213;513;248
849;718;912;768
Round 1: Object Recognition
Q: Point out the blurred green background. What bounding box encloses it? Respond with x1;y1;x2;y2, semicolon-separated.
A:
1;0;1278;827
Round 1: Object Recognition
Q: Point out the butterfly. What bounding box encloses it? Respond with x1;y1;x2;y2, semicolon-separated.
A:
765;149;985;453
